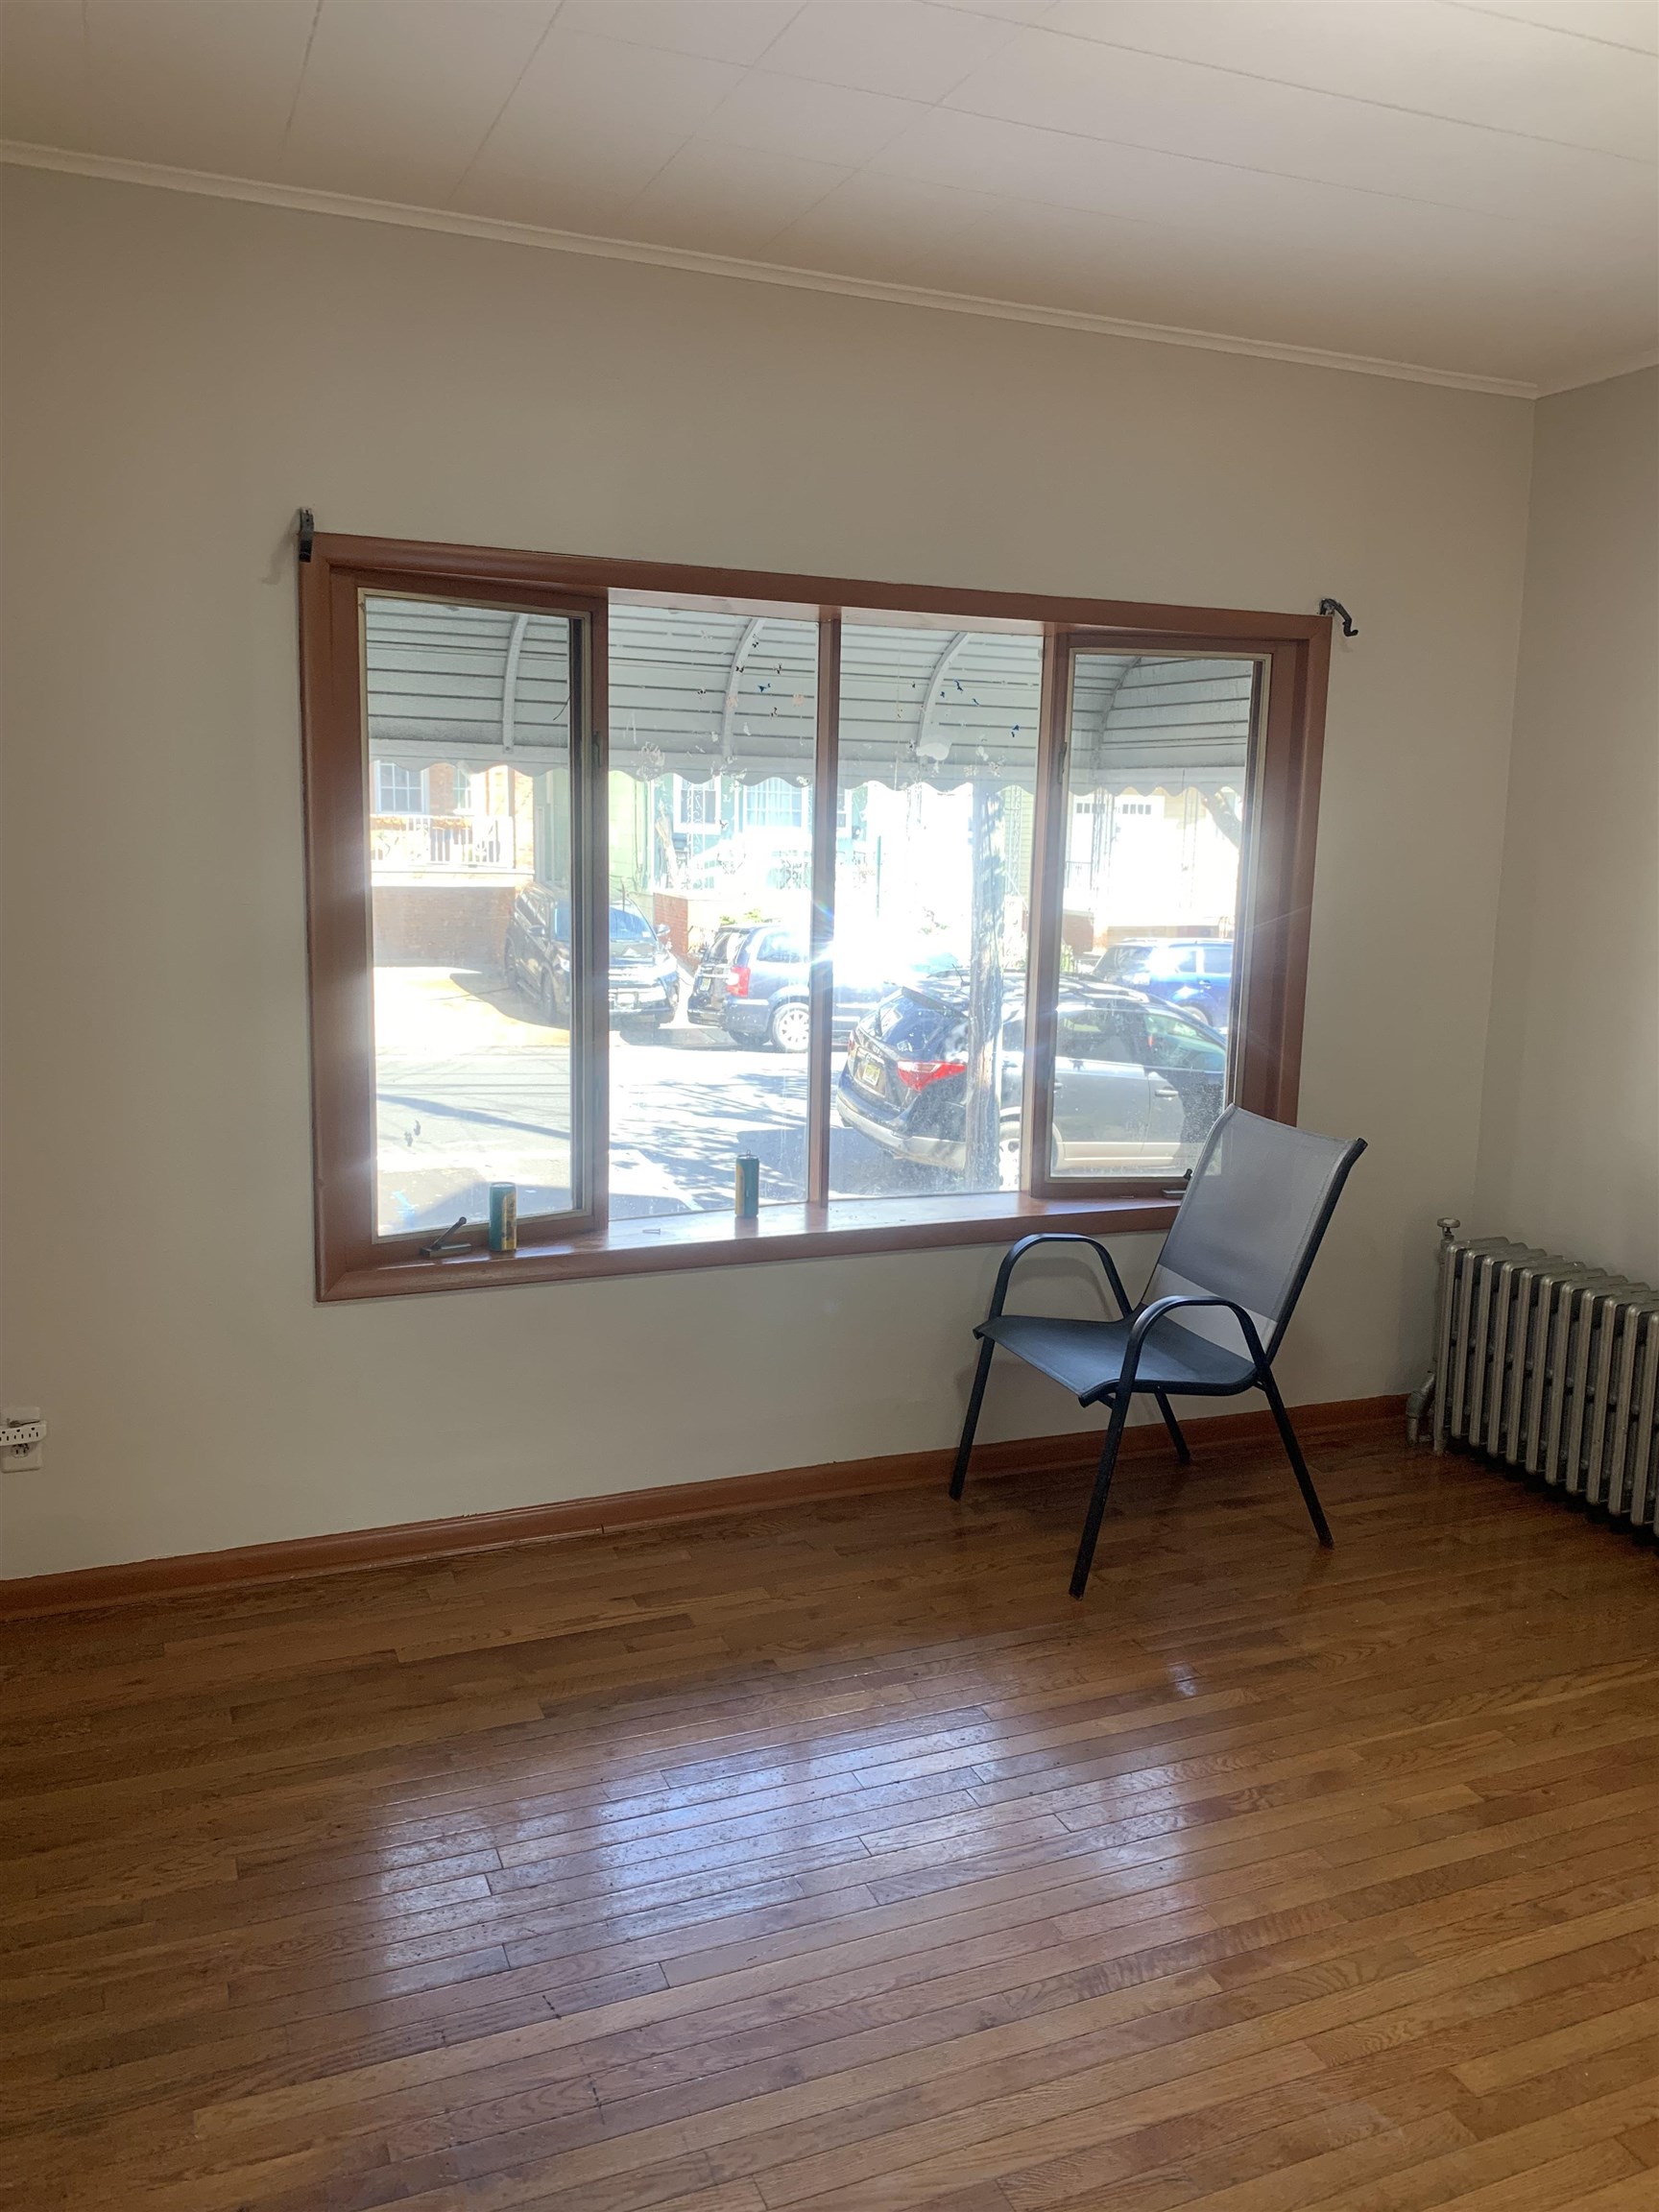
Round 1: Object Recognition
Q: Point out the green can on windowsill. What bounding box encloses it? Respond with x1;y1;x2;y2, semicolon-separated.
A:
488;1183;517;1254
733;1154;759;1219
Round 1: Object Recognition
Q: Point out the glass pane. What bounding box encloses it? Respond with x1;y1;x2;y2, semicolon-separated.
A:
607;602;817;1216
1048;650;1254;1181
365;595;579;1235
830;623;1041;1201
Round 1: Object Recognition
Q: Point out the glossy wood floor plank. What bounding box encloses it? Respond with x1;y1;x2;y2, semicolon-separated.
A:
3;1430;1655;2212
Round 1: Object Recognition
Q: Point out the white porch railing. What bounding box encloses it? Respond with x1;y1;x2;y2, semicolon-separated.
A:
370;813;518;871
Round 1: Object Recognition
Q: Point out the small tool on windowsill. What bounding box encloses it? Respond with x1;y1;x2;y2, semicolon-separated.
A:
419;1215;470;1258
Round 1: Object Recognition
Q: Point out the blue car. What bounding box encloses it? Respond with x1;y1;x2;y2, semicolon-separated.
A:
1094;937;1232;1031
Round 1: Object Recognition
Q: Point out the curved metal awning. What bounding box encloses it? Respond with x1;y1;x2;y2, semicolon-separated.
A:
1069;651;1253;797
364;597;1251;797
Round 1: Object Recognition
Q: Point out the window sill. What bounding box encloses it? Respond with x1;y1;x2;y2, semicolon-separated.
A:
322;1190;1180;1300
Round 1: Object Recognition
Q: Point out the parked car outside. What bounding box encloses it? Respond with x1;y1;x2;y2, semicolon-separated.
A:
687;922;962;1052
835;980;1226;1177
503;888;681;1030
1093;937;1233;1031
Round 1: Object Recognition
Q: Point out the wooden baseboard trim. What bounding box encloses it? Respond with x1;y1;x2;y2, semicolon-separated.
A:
0;1394;1406;1618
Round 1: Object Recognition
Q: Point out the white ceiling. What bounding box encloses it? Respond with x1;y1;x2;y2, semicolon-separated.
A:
2;0;1654;393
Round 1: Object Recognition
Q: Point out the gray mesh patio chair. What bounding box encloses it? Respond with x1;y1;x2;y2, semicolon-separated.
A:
950;1107;1367;1598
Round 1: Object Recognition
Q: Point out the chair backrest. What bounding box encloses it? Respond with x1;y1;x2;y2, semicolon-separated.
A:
1144;1107;1366;1361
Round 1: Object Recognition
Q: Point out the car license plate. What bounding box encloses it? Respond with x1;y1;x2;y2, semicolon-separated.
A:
854;1049;884;1094
612;992;641;1009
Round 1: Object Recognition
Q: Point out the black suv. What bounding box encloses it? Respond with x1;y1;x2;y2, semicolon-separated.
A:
686;923;899;1051
835;981;1225;1176
503;888;680;1029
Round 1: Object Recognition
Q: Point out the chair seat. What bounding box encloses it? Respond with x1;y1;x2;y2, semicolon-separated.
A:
977;1312;1258;1402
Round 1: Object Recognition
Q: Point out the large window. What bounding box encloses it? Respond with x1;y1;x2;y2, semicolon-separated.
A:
1033;643;1252;1191
365;597;586;1239
830;621;1041;1204
606;604;818;1216
301;541;1328;1296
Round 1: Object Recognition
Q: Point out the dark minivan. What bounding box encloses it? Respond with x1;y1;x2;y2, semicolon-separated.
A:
504;888;681;1029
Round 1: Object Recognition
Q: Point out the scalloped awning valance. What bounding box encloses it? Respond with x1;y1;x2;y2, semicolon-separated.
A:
364;599;1252;796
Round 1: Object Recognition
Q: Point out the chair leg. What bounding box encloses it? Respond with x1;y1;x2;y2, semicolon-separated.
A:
1154;1392;1191;1465
1070;1390;1133;1599
1260;1368;1334;1547
950;1337;996;1500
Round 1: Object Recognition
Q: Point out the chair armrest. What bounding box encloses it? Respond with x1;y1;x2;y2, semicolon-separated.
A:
1118;1293;1269;1386
985;1233;1132;1323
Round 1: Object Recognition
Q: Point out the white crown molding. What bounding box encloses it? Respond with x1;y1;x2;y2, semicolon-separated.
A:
0;139;1541;400
1534;349;1659;398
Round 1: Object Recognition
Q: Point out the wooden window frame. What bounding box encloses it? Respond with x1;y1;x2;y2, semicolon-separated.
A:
300;534;1330;1300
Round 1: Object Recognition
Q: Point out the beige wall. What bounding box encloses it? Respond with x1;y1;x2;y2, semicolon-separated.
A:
0;169;1534;1577
1475;369;1659;1282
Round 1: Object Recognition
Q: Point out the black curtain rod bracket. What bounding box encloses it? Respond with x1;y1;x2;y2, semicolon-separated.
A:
297;508;315;564
1318;596;1358;638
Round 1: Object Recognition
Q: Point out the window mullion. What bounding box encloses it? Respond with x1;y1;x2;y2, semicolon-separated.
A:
1022;628;1069;1197
580;601;611;1228
806;612;842;1211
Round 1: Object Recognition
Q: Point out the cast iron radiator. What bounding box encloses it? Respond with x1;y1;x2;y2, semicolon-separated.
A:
1412;1220;1659;1536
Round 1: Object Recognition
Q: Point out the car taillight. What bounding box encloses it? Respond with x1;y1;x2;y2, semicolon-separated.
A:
726;963;751;998
895;1058;967;1093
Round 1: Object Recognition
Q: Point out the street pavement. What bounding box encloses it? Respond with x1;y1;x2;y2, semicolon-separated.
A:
372;967;949;1236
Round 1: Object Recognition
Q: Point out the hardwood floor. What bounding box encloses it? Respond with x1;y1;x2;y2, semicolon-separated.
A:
2;1424;1656;2212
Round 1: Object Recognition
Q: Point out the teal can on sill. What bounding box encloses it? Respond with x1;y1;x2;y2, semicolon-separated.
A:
733;1153;760;1219
488;1182;517;1254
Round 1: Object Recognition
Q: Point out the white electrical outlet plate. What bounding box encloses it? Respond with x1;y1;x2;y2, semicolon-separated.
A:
1;1407;44;1472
